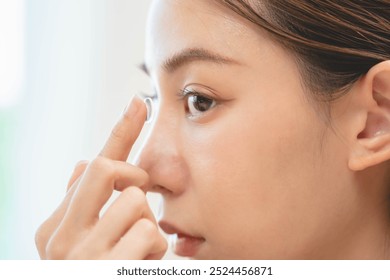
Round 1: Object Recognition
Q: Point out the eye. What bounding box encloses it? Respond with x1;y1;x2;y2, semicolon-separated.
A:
183;89;217;118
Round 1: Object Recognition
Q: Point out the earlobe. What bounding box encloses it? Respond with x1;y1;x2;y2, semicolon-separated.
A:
348;60;390;171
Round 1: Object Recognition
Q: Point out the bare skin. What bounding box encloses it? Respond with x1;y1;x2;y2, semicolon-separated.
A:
35;97;167;259
36;0;390;259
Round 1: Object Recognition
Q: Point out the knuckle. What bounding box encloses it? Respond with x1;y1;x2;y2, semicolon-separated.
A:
89;156;107;171
89;157;115;177
46;235;68;259
67;160;90;189
35;224;49;255
74;160;89;170
35;216;62;258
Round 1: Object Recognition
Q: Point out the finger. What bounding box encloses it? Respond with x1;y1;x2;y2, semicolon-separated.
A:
63;157;149;228
36;175;83;259
99;96;146;161
109;218;167;260
87;187;157;252
37;160;89;258
67;160;89;191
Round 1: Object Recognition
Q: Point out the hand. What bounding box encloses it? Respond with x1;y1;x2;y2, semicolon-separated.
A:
35;96;167;259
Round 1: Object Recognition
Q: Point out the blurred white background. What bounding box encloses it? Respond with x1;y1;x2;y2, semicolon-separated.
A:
0;0;179;259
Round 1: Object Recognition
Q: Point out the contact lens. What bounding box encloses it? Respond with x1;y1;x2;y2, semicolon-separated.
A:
144;97;153;123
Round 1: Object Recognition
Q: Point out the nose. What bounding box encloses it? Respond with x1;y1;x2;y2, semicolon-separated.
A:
135;109;189;196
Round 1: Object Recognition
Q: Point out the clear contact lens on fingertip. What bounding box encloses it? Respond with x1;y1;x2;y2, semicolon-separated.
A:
143;96;153;123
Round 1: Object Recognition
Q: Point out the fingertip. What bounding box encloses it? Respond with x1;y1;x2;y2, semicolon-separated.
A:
123;95;146;120
99;95;147;161
113;167;150;192
139;168;150;187
135;95;148;122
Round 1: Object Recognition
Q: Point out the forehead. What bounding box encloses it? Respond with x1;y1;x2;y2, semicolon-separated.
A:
145;0;272;73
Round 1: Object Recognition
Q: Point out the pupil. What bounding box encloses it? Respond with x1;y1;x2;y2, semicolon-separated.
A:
193;95;211;112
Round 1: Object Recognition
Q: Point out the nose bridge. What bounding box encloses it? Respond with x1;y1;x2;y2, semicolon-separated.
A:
136;108;187;194
141;107;178;161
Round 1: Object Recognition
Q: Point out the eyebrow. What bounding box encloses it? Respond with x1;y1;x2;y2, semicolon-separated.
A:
139;48;240;75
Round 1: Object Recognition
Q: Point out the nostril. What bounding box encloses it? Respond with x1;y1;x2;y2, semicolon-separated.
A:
150;184;172;195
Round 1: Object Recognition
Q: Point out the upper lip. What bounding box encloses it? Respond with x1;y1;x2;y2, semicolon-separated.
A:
158;220;204;239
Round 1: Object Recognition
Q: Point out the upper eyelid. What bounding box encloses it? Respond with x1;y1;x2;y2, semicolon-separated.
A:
140;81;220;102
181;88;201;96
176;88;217;105
178;86;218;99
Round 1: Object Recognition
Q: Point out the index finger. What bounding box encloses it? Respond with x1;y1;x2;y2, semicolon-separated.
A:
99;96;146;161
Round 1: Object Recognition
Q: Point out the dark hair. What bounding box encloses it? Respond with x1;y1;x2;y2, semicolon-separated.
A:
218;0;390;101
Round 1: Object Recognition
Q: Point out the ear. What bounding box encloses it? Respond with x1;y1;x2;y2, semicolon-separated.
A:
348;60;390;171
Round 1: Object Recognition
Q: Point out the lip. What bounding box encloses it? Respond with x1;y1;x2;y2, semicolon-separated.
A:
159;220;205;258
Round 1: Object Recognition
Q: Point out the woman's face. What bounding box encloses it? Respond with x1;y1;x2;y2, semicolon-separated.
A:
138;0;360;259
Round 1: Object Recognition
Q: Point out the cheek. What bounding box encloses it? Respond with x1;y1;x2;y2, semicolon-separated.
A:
188;97;324;206
183;96;330;257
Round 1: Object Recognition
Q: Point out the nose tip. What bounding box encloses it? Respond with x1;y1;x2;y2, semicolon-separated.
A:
137;154;188;196
136;135;189;196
